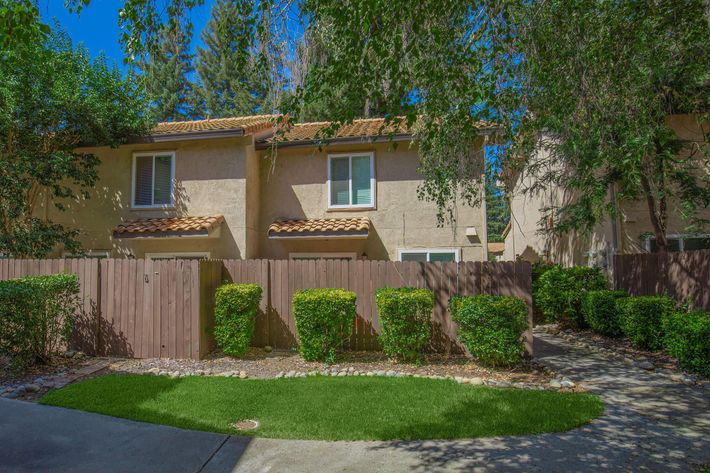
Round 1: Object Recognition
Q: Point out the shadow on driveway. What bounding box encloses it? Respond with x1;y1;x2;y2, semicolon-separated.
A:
0;398;250;473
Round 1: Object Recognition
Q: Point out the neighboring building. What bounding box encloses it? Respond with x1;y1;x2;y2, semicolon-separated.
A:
41;116;494;261
502;114;710;267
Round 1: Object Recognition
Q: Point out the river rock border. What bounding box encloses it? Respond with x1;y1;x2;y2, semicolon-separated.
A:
139;366;574;392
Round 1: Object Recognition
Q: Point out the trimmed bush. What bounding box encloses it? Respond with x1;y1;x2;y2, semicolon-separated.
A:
0;273;80;368
450;295;529;366
531;262;556;324
663;310;710;376
617;296;675;350
375;287;434;361
293;288;356;362
534;266;607;328
214;283;263;356
581;290;628;336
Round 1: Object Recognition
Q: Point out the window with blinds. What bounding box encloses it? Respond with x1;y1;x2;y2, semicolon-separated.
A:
132;152;174;207
328;153;375;208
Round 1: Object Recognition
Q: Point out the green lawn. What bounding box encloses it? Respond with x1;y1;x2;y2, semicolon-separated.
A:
40;375;603;441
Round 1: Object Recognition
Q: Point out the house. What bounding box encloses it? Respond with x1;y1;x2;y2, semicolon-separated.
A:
502;114;710;267
41;116;495;262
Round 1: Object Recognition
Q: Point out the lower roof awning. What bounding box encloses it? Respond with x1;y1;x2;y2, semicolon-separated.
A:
113;215;224;239
268;217;370;239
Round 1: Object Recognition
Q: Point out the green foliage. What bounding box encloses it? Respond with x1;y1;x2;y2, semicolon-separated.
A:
485;161;510;243
0;16;148;258
450;295;529;366
534;266;607;328
531;262;556;322
214;283;262;357
375;287;434;362
502;0;710;246
581;290;628;337
292;288;356;362
0;274;80;368
136;9;202;121
663;310;710;376
617;296;675;350
195;0;270;117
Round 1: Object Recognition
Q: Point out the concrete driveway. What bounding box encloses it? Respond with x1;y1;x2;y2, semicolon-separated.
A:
2;332;708;472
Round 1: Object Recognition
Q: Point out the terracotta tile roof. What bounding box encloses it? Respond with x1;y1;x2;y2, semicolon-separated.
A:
262;117;412;144
151;115;275;136
488;242;505;253
268;218;371;238
114;215;224;237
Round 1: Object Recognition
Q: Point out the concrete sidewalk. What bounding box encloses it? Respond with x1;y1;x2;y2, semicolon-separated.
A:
0;398;250;473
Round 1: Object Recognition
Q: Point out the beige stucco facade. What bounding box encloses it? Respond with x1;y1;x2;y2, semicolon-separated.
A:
40;130;488;261
503;114;709;267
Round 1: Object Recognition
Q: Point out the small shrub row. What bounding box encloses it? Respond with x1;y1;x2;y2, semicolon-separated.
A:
580;291;709;376
534;266;607;328
0;273;80;368
214;283;263;356
450;295;529;366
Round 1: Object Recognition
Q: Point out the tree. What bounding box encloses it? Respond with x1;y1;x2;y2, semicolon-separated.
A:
502;0;710;252
486;159;509;243
196;0;264;117
0;12;149;257
136;11;201;121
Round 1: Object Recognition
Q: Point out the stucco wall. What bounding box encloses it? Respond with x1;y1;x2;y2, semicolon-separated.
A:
40;136;254;259
503;114;709;265
257;141;487;261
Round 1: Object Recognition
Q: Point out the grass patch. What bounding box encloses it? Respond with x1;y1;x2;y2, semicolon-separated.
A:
41;375;603;441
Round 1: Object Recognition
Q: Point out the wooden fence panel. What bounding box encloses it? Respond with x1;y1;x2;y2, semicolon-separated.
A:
614;250;710;311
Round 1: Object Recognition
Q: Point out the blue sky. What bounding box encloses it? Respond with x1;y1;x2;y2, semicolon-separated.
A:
38;0;216;71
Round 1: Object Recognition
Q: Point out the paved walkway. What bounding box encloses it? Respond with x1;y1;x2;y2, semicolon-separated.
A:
1;332;708;472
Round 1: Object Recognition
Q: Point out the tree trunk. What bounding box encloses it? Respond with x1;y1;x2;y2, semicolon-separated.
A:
640;174;668;253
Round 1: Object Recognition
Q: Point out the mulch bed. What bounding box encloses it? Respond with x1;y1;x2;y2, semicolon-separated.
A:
111;348;553;385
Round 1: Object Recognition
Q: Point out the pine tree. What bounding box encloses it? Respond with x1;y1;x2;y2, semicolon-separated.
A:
196;0;265;117
137;15;201;122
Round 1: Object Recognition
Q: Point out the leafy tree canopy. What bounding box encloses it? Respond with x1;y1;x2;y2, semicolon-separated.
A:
0;7;149;257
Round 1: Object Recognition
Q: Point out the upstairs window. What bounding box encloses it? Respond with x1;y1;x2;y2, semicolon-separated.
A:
328;153;375;209
645;234;710;253
132;152;175;208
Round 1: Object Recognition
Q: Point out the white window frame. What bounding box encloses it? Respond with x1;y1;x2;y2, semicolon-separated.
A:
131;151;176;209
289;252;357;260
145;252;210;260
643;233;710;252
327;152;376;210
62;250;111;259
397;248;461;262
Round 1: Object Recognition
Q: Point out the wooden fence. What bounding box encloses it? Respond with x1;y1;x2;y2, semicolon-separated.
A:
614;250;710;311
0;258;532;359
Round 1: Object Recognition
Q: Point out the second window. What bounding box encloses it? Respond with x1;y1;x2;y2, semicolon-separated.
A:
328;153;375;209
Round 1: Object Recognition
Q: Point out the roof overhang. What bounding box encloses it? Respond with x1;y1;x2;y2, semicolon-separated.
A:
112;215;225;240
256;133;414;150
131;128;246;144
267;218;371;240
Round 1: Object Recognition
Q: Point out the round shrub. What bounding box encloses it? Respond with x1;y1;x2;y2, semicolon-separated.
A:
581;290;628;336
534;266;607;328
0;273;80;368
617;296;675;350
375;287;434;361
293;288;356;362
663;310;710;376
450;295;529;366
214;284;263;357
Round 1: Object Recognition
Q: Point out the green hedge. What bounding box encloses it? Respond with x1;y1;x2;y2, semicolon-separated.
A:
214;283;263;356
450;295;529;366
293;288;357;362
531;262;556;323
663;310;710;376
375;287;434;361
581;290;628;336
617;296;675;350
0;274;80;368
534;266;607;327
